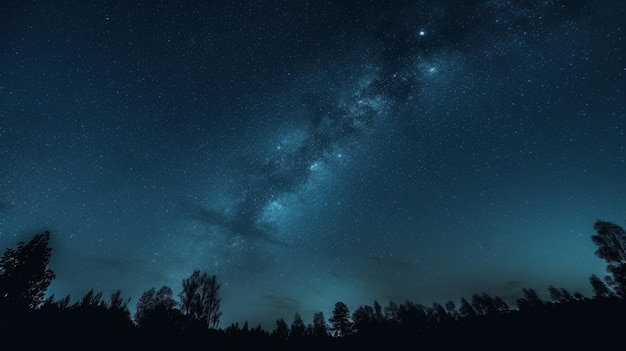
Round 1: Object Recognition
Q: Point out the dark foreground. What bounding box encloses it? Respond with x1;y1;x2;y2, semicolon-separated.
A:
2;297;624;350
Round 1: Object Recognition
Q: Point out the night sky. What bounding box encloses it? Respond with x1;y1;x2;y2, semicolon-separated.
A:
1;0;624;329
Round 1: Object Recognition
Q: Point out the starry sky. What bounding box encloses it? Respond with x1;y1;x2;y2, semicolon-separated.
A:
1;0;624;329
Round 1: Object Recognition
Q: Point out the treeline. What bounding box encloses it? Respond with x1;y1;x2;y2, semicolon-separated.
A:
0;219;625;349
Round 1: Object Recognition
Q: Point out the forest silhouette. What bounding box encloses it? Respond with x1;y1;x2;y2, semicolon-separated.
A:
1;220;625;349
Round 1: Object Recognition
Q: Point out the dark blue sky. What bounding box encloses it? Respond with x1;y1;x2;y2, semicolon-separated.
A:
1;0;624;329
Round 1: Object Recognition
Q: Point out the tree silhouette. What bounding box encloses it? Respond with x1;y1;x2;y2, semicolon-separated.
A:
397;301;428;335
328;301;353;337
0;231;55;310
108;289;133;326
591;220;626;297
312;311;328;338
373;300;384;322
458;298;476;318
179;270;222;329
42;293;71;310
135;285;182;330
271;318;289;341
548;286;576;304
516;288;544;311
467;293;509;316
445;300;459;320
589;274;615;298
354;304;374;322
290;312;306;340
110;289;132;314
431;302;448;323
470;293;492;315
4;219;626;348
383;300;399;321
493;296;510;313
224;321;239;336
75;288;106;308
352;304;376;333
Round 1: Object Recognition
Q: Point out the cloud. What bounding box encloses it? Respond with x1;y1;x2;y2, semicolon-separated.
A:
261;294;302;315
180;199;287;247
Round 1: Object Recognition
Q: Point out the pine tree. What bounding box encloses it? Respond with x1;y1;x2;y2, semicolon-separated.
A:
328;301;353;337
312;311;328;338
290;312;306;340
272;318;290;341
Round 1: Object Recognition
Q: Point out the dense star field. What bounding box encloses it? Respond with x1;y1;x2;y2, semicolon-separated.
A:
1;1;624;329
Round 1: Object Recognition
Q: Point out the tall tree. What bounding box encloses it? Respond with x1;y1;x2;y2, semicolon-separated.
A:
328;301;353;337
290;312;306;340
397;301;428;334
110;289;131;314
272;318;289;341
179;270;222;329
591;220;626;297
134;285;181;330
109;289;132;325
312;311;328;338
373;300;384;322
0;231;55;309
352;305;375;332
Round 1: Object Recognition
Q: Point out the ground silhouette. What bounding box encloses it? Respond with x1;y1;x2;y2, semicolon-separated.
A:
1;220;625;349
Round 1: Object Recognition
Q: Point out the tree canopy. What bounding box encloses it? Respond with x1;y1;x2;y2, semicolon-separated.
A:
328;301;353;337
1;221;626;348
592;220;626;297
179;270;222;329
0;231;55;309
